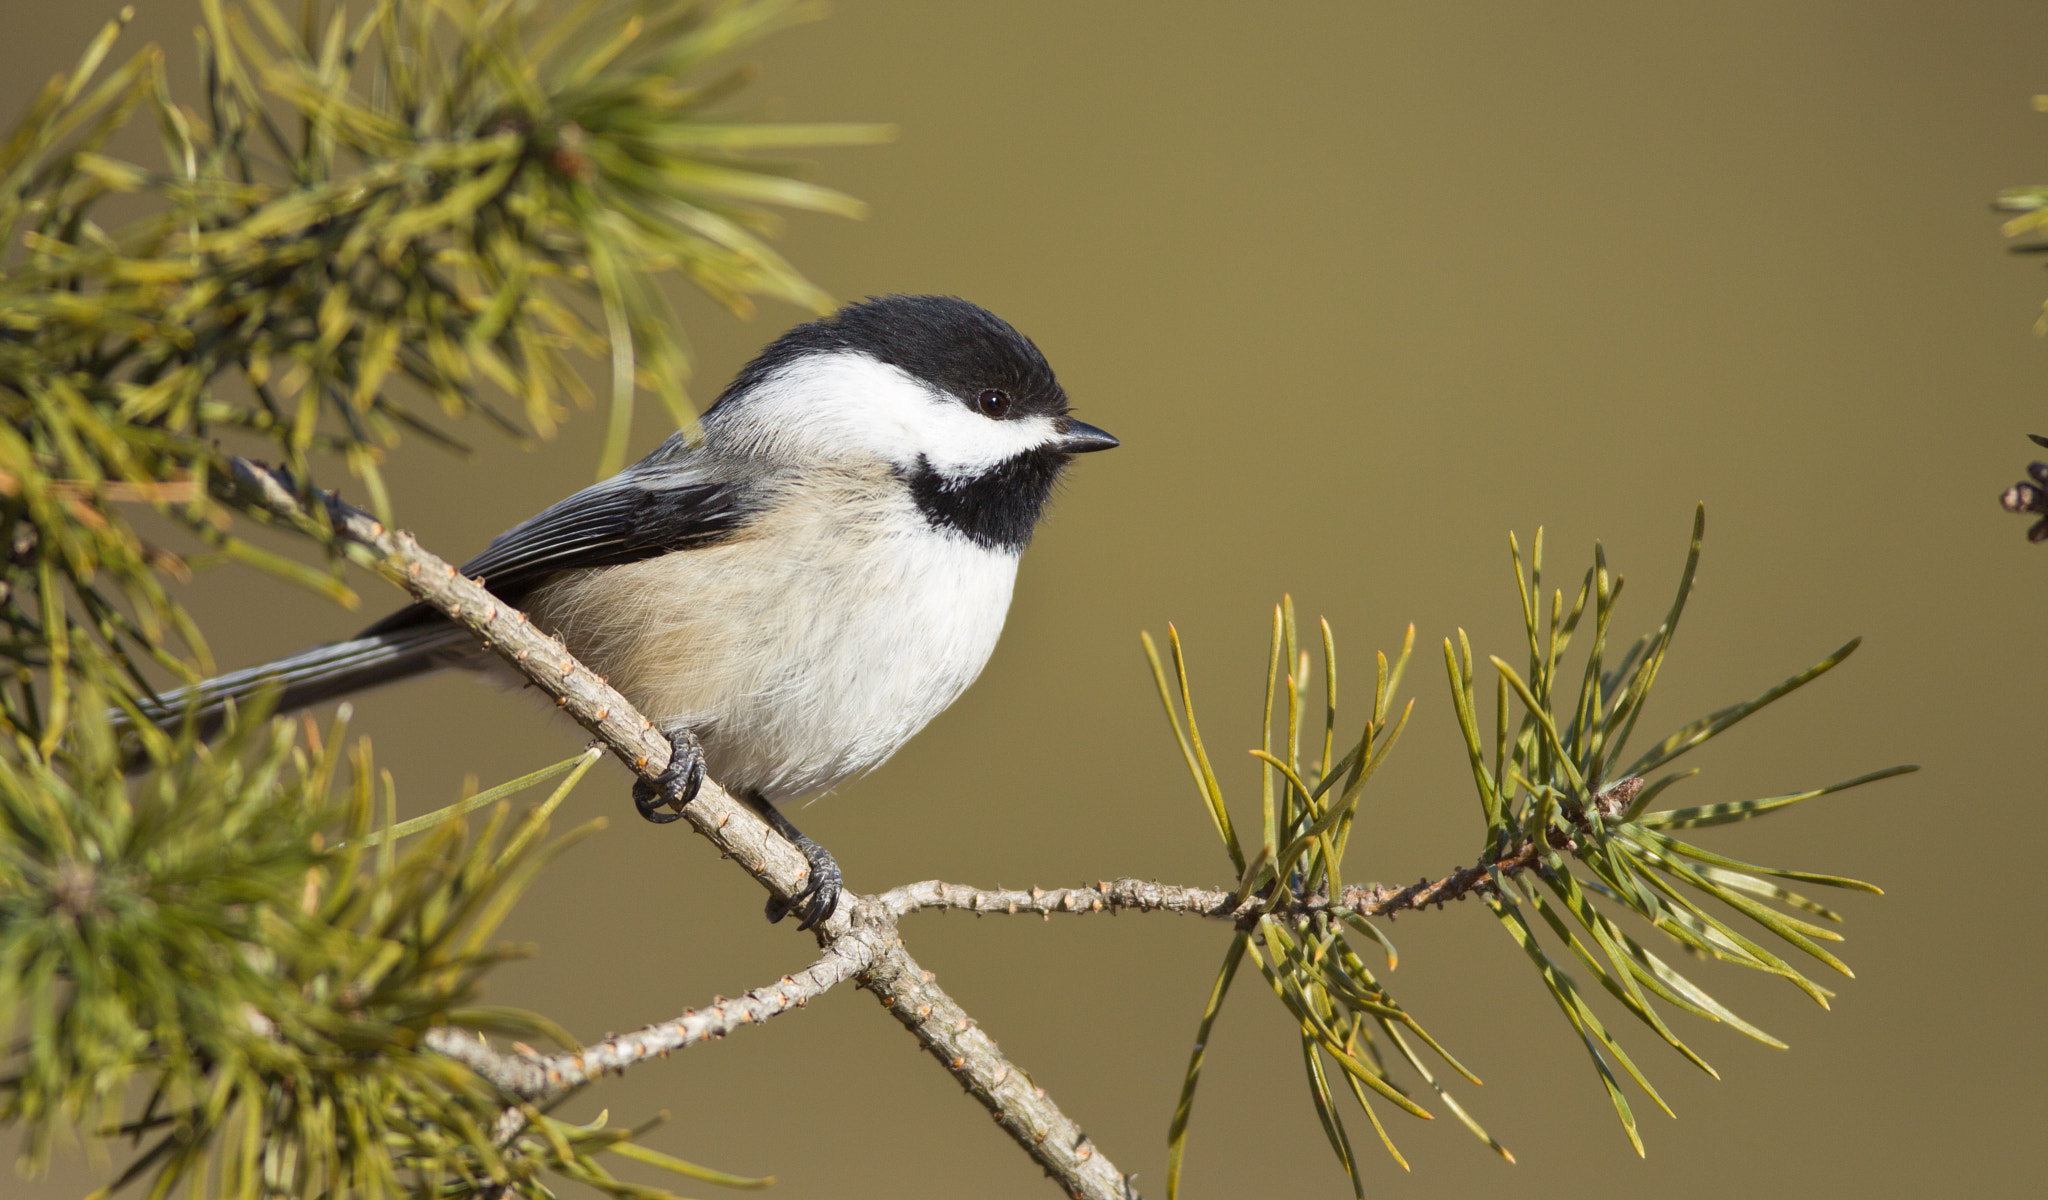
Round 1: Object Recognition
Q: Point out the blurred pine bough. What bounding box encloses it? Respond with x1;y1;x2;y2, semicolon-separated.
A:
1993;105;2048;538
0;0;888;750
1;698;768;1198
0;1;881;1196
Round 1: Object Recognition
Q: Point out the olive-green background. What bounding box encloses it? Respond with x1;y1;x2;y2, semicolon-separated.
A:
9;2;2043;1196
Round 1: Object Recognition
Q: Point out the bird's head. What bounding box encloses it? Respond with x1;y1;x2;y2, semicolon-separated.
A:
706;294;1117;550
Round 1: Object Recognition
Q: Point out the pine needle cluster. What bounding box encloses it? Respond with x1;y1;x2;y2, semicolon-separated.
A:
1149;511;1912;1197
0;694;731;1198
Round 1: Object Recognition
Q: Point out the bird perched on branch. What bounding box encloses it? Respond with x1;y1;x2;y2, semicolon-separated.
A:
140;295;1117;928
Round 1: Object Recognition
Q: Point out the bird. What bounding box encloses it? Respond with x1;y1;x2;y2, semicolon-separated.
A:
137;294;1117;928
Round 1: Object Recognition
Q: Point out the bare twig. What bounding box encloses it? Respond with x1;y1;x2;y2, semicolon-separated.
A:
226;460;1138;1200
423;928;885;1101
878;843;1543;927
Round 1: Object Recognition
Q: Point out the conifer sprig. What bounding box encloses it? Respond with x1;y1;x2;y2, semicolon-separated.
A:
1151;509;1912;1196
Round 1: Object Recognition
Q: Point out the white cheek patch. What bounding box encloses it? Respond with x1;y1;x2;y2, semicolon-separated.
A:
709;350;1059;478
910;402;1060;479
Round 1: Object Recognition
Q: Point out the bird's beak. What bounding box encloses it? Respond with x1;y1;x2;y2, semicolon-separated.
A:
1060;419;1120;454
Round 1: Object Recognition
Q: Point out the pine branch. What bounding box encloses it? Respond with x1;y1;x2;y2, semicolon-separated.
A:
226;458;1138;1200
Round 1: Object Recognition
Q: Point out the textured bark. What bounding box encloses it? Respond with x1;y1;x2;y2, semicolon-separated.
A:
876;847;1547;927
856;930;1126;1197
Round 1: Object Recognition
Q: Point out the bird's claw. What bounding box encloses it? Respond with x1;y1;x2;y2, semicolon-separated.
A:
632;728;704;824
752;801;843;930
766;837;843;931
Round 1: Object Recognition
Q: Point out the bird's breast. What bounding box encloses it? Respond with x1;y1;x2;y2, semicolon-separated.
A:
522;471;1020;799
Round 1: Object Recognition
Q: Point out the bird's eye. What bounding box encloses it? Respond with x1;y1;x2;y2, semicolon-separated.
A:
975;389;1012;419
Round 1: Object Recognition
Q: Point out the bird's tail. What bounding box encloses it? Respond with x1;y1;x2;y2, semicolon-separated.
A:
132;622;471;736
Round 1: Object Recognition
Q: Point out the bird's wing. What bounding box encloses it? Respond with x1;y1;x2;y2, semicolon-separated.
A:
360;463;764;636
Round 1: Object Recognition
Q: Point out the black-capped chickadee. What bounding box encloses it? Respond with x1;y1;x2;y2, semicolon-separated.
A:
141;295;1117;927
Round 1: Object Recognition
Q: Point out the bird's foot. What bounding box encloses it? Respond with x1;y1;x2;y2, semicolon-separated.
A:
632;728;705;824
750;799;843;930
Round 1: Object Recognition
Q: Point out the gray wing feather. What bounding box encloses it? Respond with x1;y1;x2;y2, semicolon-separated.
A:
364;459;760;636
